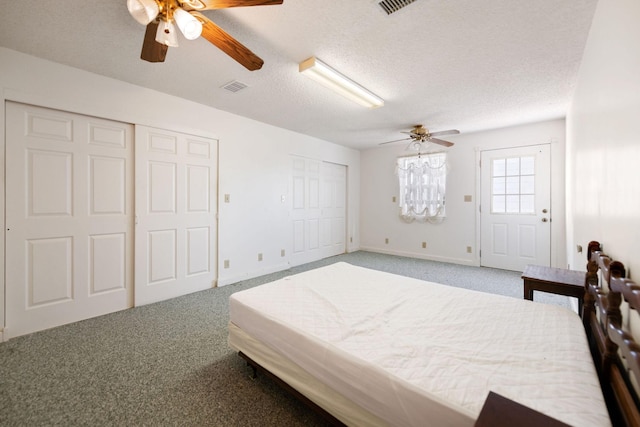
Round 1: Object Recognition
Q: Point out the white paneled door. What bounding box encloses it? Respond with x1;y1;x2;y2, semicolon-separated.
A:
5;102;134;338
480;144;551;271
134;126;218;305
320;161;347;259
291;157;346;266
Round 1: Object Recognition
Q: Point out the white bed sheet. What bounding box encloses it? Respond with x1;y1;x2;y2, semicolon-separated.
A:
229;262;610;427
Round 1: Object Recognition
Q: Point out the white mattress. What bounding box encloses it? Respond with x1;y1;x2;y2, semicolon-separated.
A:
229;262;611;427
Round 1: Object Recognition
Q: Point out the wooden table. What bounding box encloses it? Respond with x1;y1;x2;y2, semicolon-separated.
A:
475;392;571;427
522;264;586;313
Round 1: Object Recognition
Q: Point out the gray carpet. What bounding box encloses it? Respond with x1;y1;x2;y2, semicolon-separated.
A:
0;252;572;426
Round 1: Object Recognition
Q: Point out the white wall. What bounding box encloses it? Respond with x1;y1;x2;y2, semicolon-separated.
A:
566;0;640;277
0;48;360;334
360;119;567;268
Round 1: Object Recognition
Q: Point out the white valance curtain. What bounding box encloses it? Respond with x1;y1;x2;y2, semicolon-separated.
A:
396;153;447;223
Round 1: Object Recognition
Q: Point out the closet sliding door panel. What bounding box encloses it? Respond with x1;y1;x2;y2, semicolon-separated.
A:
134;125;218;306
5;102;134;339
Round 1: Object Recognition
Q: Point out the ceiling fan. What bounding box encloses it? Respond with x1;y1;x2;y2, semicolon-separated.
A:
379;125;460;148
127;0;283;71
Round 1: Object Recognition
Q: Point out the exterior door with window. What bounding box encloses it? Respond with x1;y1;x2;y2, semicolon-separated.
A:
480;145;551;271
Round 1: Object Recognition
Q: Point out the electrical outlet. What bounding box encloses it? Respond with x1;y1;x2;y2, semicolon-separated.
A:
466;246;472;253
281;249;285;257
223;259;230;268
422;242;427;249
577;244;583;253
385;238;389;244
464;195;472;202
258;253;263;261
392;196;397;203
224;194;230;203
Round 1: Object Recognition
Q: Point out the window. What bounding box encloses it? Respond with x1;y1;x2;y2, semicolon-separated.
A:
396;152;447;222
491;156;535;214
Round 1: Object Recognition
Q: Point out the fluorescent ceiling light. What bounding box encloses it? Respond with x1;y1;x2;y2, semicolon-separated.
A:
299;57;384;109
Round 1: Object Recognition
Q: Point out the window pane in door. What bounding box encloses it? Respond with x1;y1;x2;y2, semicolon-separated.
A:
492;195;505;213
489;155;536;214
492;159;505;177
521;176;535;194
506;195;520;213
506;158;520;176
506;176;520;194
492;177;505;193
520;156;535;175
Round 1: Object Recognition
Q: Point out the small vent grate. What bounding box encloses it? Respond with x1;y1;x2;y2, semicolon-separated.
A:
221;80;248;93
378;0;417;15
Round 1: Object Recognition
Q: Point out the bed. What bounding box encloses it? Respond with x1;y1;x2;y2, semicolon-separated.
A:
228;243;640;426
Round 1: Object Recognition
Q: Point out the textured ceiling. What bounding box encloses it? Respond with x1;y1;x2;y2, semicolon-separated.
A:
0;0;598;149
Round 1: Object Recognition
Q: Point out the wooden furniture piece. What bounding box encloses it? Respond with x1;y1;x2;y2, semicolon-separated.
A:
583;241;640;427
475;392;570;427
522;264;586;313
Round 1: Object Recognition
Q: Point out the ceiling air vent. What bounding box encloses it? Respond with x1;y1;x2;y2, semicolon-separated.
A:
221;80;248;93
378;0;417;15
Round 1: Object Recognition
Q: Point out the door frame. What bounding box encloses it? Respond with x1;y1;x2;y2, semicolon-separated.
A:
474;141;566;270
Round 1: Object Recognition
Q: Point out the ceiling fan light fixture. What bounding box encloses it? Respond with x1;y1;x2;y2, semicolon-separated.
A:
180;0;207;10
127;0;160;25
174;8;202;40
299;57;384;109
156;19;179;47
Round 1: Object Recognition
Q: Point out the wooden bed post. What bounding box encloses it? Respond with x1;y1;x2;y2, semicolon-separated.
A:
607;275;640;427
583;241;602;328
602;261;626;376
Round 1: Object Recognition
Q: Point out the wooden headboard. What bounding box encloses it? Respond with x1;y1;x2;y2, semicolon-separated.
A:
584;241;640;426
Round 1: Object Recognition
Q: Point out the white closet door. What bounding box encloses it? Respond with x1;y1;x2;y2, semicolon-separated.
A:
134;126;218;306
5;102;134;339
290;157;346;266
320;161;347;258
291;156;321;266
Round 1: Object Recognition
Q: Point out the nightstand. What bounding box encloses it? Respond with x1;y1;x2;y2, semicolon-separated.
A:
521;264;585;313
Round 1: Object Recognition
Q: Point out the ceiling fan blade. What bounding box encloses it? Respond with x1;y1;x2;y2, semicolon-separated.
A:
192;11;264;70
379;137;411;145
429;138;454;147
429;129;460;137
140;21;168;63
196;0;283;10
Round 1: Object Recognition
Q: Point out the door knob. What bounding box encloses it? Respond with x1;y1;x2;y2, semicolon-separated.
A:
542;209;548;213
541;218;548;222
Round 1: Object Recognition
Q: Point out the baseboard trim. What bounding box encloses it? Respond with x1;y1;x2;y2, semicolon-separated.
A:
218;262;291;287
359;246;479;267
